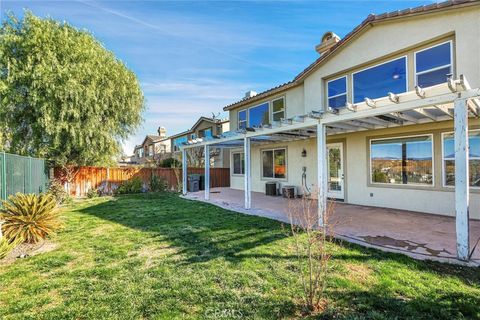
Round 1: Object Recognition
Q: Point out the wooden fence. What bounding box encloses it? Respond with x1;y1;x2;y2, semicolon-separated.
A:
54;166;230;197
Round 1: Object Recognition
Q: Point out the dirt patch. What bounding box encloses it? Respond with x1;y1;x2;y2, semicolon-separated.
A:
344;263;373;284
0;240;58;266
136;243;179;268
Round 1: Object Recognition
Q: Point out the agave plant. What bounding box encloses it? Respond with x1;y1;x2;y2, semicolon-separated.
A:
0;236;23;260
0;193;61;244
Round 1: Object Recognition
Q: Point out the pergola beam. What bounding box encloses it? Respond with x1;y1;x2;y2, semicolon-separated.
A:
317;123;327;227
182;149;188;195
434;105;454;118
204;145;210;200
244;137;251;210
454;98;470;261
411;108;438;121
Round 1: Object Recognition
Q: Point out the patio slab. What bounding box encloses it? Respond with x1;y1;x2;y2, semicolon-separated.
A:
183;187;480;266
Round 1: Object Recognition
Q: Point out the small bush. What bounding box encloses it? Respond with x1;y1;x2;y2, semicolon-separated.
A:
47;180;72;205
86;188;99;198
0;193;61;244
150;175;167;192
0;236;23;260
159;157;181;168
115;177;144;195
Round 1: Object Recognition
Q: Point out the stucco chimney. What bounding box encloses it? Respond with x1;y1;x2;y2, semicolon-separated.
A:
245;90;257;99
315;31;341;56
158;126;167;138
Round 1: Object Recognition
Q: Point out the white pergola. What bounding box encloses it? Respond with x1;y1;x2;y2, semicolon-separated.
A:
181;75;480;261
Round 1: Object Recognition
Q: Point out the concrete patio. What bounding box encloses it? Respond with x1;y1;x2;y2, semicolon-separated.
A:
184;187;480;265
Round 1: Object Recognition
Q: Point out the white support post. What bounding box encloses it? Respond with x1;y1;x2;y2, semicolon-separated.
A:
316;123;327;227
204;145;210;200
454;98;470;261
244;137;251;209
182;148;188;195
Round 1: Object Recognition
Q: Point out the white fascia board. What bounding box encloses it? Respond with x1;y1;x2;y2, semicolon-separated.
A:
321;88;480;125
180;118;319;149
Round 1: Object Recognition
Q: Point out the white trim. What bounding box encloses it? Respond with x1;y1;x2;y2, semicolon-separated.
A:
441;129;480;188
327;76;348;109
369;133;435;187
261;147;288;180
352;55;409;104
326;142;345;200
238;109;247;130
231;151;245;176
271;96;286;121
414;40;453;87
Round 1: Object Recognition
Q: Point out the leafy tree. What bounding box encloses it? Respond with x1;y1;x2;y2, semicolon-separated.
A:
0;12;144;165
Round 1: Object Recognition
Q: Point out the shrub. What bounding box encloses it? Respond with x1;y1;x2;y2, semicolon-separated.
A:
0;193;61;244
159;157;181;168
150;175;167;192
86;188;99;198
115;177;144;195
47;179;72;205
0;236;23;260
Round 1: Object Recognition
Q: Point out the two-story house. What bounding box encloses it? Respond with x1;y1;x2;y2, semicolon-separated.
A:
171;116;230;168
132;126;171;166
181;1;480;262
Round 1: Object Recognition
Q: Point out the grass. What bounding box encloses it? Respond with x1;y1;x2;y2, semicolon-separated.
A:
0;193;479;319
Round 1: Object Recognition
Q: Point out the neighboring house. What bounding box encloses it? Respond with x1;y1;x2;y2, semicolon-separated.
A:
171;116;230;168
132;126;171;166
181;1;480;260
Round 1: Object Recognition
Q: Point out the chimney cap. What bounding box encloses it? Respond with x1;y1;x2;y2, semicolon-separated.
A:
315;31;341;56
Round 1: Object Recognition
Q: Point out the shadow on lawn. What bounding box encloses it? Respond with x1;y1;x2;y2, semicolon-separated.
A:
76;193;480;319
78;193;290;265
77;193;480;277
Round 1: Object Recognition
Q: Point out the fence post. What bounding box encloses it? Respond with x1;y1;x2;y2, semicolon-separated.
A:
29;156;33;194
1;152;6;201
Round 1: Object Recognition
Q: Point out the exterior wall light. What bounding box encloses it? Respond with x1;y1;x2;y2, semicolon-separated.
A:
301;148;307;157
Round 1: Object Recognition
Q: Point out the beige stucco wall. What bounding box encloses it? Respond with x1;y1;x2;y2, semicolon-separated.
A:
230;121;480;219
304;6;480;112
228;86;305;130
226;5;480;218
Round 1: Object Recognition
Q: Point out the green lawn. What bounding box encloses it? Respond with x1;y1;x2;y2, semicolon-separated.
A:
1;193;479;319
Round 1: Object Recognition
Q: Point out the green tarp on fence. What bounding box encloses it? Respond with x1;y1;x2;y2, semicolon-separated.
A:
0;152;49;200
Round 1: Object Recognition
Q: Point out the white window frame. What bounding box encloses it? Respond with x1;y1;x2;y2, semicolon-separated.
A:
352;55;409;104
238;109;247;130
441;129;480;189
327;76;348;110
261;147;287;180
414;40;453;87
248;102;271;128
271;97;285;122
369;134;434;187
231;152;245;176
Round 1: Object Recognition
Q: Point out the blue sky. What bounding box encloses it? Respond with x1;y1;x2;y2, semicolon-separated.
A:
1;0;433;155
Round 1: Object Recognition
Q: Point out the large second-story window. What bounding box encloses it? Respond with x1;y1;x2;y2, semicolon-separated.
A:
238;110;247;130
199;128;212;138
272;98;285;121
173;136;188;152
353;57;407;103
249;102;270;128
442;131;480;187
415;41;452;88
327;76;347;109
370;135;433;186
